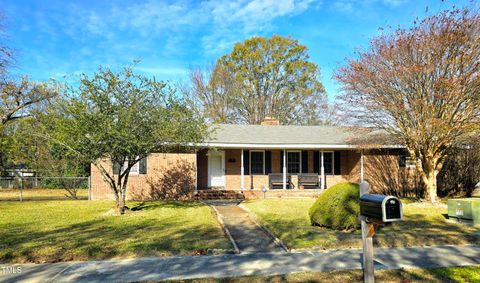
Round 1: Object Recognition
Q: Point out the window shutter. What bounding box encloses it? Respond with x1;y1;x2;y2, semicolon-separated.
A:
265;151;272;175
302;151;308;173
334;151;341;175
280;150;284;171
243;150;250;175
139;158;147;174
399;149;406;168
313;151;319;173
113;162;120;175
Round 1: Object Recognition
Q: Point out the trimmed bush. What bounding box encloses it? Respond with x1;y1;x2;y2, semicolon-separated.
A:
309;182;360;230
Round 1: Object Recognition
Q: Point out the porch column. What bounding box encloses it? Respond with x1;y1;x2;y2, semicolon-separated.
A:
321;151;325;190
283;149;287;190
194;150;198;193
360;149;364;182
241;149;244;190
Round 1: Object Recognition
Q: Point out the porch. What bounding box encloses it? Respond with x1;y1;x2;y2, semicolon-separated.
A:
196;149;365;191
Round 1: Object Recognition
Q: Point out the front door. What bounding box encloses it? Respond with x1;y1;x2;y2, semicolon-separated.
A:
208;151;225;188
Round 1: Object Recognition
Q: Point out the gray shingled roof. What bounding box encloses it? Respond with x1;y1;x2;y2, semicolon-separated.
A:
207;124;356;145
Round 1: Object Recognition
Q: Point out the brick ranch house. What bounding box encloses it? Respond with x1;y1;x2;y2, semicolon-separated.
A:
91;118;416;200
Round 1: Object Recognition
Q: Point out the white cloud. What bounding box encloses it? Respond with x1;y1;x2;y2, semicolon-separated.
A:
331;0;407;14
382;0;406;7
22;0;318;76
65;0;319;56
332;1;354;13
200;0;317;54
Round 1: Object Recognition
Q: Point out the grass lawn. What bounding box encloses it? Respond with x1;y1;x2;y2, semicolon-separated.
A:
178;265;480;283
0;190;231;263
0;188;88;201
243;199;480;250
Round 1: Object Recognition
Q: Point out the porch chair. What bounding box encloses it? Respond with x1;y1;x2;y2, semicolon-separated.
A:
269;173;293;189
298;173;320;189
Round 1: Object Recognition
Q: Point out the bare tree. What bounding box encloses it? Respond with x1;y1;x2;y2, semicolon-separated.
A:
0;12;57;173
1;77;57;129
336;8;480;202
187;62;239;123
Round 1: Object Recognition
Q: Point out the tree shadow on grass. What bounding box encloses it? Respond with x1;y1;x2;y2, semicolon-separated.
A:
130;200;205;211
253;209;479;250
0;206;231;263
374;213;480;248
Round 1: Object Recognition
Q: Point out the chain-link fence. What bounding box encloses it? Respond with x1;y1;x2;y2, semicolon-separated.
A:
0;176;89;190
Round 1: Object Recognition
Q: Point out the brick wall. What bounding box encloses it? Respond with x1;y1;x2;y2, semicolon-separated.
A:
103;149;409;196
363;149;418;194
91;153;196;200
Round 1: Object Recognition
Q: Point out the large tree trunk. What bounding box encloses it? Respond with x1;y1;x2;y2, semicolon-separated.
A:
116;173;130;215
116;193;126;214
419;158;438;203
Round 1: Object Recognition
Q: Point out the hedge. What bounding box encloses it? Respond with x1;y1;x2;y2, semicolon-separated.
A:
309;182;360;230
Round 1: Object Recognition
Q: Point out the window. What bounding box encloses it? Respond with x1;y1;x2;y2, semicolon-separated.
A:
323;152;333;174
399;153;406;168
114;157;147;175
250;151;264;175
287;151;301;174
399;152;416;169
127;161;139;174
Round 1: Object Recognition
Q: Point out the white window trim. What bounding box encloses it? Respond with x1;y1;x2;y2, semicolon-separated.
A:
405;156;416;169
121;158;140;175
287;150;302;174
322;151;334;175
399;152;416;169
249;150;265;175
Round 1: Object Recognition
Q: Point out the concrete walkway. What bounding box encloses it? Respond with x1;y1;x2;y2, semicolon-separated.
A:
1;244;479;282
209;201;285;253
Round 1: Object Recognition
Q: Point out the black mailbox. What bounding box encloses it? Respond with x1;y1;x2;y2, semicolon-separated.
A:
360;194;403;222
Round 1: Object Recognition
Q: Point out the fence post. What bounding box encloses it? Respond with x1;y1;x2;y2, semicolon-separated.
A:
88;176;91;201
20;175;24;202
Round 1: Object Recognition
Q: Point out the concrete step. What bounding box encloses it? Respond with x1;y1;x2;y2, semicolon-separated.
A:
195;190;245;200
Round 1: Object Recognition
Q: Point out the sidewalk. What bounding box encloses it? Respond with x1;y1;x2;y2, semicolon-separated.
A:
1;244;479;283
210;201;286;253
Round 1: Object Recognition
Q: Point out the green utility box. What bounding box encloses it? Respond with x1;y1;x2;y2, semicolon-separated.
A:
448;198;480;225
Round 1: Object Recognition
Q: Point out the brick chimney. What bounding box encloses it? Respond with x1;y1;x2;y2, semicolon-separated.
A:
261;116;280;126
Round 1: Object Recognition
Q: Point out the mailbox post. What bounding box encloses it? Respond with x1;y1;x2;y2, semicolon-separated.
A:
359;181;403;283
360;182;374;283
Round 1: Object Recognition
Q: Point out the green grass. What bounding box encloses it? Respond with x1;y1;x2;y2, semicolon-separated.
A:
0;191;231;263
243;199;480;250
175;265;480;282
0;188;88;201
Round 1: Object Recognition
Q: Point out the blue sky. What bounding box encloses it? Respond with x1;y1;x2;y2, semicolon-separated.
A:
2;0;473;98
